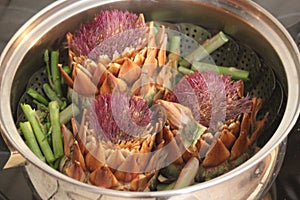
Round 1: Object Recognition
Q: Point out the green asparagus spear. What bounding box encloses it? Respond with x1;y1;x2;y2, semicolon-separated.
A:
49;101;64;159
21;104;55;163
59;103;80;125
192;62;249;80
61;65;71;84
44;49;54;87
34;112;48;140
27;88;49;106
62;65;71;75
178;66;194;75
19;122;45;162
180;31;229;66
157;182;176;191
51;50;63;97
174;157;199;189
50;157;61;170
160;164;181;179
168;36;181;68
33;100;48;112
169;35;181;53
43;83;64;106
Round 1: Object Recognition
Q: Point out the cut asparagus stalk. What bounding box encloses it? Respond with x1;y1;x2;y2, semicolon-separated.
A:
19;121;45;162
62;65;71;75
157;182;176;191
178;66;194;75
44;49;53;87
160;164;181;179
51;50;63;97
192;62;249;80
59;103;80;125
43;83;66;109
21;104;55;163
49;101;64;159
169;35;181;53
168;36;181;68
180;31;229;66
33;100;48;112
27;88;49;106
174;157;199;189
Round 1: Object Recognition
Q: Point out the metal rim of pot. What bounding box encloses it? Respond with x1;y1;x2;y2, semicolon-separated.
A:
0;0;299;198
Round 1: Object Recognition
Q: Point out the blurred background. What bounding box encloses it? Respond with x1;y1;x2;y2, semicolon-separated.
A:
0;0;299;199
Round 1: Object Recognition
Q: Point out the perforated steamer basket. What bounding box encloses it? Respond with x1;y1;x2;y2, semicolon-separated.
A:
0;0;299;199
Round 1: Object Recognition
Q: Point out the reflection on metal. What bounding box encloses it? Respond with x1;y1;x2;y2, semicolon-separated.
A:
3;151;26;169
1;132;26;169
248;145;281;200
24;142;285;200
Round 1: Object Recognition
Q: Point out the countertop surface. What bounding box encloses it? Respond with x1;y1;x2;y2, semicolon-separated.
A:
0;0;299;200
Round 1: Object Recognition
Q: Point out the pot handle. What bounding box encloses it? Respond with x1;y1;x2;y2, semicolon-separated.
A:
0;132;26;169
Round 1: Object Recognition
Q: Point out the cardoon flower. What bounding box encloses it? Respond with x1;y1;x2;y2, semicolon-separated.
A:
69;10;146;57
91;94;152;143
170;71;252;127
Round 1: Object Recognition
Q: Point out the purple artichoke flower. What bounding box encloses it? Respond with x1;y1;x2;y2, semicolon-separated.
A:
91;93;152;143
169;71;252;128
69;9;146;57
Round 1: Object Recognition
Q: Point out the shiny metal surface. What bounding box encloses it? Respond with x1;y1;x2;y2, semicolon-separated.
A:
0;0;299;199
25;140;287;200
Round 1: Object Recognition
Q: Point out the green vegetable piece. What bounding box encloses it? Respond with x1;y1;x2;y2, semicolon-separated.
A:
174;157;199;189
19;122;45;162
192;62;249;80
61;65;71;85
50;157;61;170
181;121;207;149
148;174;158;191
60;101;68;110
169;35;181;53
178;66;194;75
27;88;49;106
49;101;64;159
180;31;229;66
59;103;80;125
43;83;64;107
44;49;53;87
51;50;62;97
62;66;71;75
157;182;176;191
191;123;207;146
204;163;229;181
34;111;48;141
33;100;48;112
201;161;230;181
21;104;55;163
160;164;181;179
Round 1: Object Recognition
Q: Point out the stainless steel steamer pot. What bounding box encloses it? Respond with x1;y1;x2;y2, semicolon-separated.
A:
0;0;299;199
